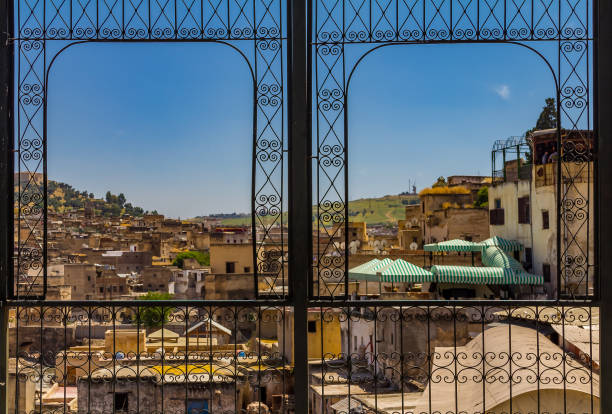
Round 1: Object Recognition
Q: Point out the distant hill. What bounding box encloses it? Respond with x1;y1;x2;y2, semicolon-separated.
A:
211;194;420;226
346;194;419;224
15;178;147;217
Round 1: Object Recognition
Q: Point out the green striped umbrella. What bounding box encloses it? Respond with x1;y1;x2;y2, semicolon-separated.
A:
478;236;523;251
424;239;482;252
481;246;524;271
380;259;434;283
431;265;515;284
348;259;381;281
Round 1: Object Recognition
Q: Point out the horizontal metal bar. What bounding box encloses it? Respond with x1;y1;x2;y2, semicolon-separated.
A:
6;299;292;307
6;298;600;307
308;299;601;307
312;37;595;46
11;37;289;42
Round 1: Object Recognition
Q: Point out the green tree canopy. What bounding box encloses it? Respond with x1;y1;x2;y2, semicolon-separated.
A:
474;186;489;208
525;97;558;137
172;251;210;269
432;176;447;188
136;292;174;328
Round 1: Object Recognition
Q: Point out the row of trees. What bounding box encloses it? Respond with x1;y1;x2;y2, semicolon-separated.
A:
104;191;146;216
47;181;147;217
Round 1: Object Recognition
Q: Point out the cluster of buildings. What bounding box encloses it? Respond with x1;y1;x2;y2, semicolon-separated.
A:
23;211;285;302
335;129;594;300
8;129;595;413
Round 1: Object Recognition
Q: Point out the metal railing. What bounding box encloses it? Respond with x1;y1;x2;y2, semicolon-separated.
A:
0;0;606;413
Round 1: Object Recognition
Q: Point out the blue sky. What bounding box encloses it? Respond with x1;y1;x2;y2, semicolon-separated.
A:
46;42;557;217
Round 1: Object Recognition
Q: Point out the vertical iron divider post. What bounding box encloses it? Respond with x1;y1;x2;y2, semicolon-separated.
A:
287;0;312;412
597;0;612;410
0;0;13;403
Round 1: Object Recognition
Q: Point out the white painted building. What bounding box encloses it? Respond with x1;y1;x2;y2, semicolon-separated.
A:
488;130;594;298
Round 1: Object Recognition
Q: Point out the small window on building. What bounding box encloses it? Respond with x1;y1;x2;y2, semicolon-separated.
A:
494;199;501;209
114;392;129;412
308;320;317;333
113;286;117;292
542;210;550;229
159;284;164;288
464;236;473;242
87;276;91;281
518;196;530;224
354;336;357;351
99;287;104;293
543;264;551;283
226;262;235;273
244;267;251;273
119;286;124;292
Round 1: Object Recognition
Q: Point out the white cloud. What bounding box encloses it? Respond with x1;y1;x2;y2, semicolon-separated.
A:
494;84;511;100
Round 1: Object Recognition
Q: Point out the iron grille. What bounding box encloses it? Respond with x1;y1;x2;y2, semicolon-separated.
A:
0;0;606;413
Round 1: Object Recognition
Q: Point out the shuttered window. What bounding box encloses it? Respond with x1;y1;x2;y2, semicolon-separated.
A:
518;197;530;224
542;210;550;229
490;208;505;225
543;263;551;283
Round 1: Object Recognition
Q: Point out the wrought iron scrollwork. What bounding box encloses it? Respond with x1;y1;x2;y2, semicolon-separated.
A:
14;0;286;298
313;0;593;299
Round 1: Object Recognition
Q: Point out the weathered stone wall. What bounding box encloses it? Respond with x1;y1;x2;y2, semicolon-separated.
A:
204;273;255;300
77;378;246;413
376;307;470;388
64;263;97;301
425;207;489;244
9;325;77;359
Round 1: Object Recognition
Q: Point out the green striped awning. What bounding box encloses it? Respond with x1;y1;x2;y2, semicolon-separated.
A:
481;246;524;271
431;265;515;284
478;236;523;251
370;258;394;272
513;271;544;285
349;259;380;274
424;239;482;252
380;259;434;283
348;259;381;281
348;258;393;281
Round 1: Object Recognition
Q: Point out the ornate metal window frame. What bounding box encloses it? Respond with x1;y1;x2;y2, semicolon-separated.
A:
0;0;609;413
8;0;287;299
311;0;595;301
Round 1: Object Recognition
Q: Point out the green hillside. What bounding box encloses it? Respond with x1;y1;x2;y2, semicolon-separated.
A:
215;194;419;226
14;180;148;217
346;194;419;224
